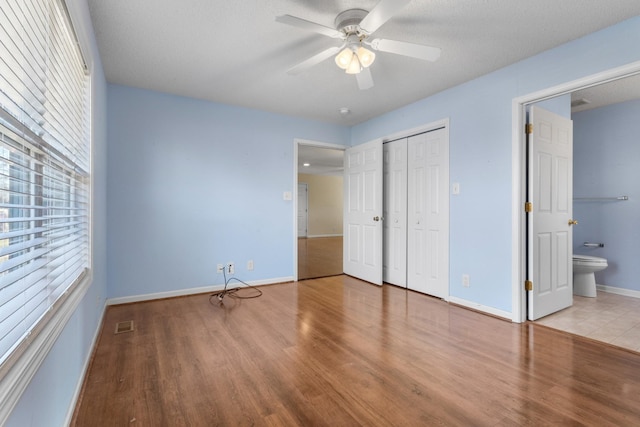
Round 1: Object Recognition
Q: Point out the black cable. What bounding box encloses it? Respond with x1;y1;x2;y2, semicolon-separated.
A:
209;266;263;306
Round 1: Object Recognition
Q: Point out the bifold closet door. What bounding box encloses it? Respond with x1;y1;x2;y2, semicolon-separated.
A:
407;129;449;298
383;139;407;287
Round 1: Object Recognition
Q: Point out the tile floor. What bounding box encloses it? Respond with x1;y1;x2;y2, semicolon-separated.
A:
535;291;640;353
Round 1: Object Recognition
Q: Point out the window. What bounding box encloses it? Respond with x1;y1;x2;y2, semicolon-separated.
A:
0;0;90;373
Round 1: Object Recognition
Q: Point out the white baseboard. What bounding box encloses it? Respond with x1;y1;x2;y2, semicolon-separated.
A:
63;301;106;426
597;284;640;299
305;234;343;238
448;296;512;320
106;276;294;305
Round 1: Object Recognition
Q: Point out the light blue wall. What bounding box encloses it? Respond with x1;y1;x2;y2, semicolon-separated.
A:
351;16;640;313
535;94;572;118
573;99;640;292
106;86;350;299
5;0;109;425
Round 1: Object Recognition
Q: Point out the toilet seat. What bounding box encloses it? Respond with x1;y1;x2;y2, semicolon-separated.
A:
573;254;607;267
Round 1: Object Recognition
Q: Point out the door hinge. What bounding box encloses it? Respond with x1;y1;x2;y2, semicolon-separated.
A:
525;280;533;291
525;123;533;134
524;202;533;213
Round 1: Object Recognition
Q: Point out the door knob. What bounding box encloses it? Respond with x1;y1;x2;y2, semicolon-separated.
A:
373;216;380;222
568;219;578;226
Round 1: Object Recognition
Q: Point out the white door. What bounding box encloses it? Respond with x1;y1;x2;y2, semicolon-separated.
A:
528;105;574;320
383;139;407;287
407;128;449;298
343;139;383;285
297;183;308;237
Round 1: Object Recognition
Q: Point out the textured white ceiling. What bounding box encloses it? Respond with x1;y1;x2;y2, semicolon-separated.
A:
571;74;640;113
87;0;640;126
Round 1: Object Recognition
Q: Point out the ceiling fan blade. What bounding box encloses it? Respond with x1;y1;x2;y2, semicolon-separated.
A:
356;67;374;90
287;45;343;75
359;0;411;34
370;38;441;62
275;15;343;38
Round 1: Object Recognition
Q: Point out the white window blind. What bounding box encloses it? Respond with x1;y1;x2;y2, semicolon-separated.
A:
0;0;90;369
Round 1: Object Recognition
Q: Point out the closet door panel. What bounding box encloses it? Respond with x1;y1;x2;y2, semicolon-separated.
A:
383;139;407;286
407;129;449;298
407;134;428;293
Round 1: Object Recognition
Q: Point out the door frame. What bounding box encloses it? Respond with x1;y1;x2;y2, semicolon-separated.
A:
511;60;640;323
293;139;348;281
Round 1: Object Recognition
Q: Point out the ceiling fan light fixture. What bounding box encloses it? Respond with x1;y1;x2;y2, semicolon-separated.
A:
345;54;362;74
357;46;375;68
335;47;354;70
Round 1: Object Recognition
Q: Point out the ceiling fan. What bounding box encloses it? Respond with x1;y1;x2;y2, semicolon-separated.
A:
275;0;441;90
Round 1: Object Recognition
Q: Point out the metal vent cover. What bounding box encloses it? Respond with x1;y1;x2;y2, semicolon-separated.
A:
571;98;591;107
114;320;134;334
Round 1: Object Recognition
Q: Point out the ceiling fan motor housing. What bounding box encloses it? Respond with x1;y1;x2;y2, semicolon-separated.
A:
335;9;369;36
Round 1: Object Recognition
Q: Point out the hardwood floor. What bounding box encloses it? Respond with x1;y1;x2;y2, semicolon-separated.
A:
72;276;640;426
297;236;342;280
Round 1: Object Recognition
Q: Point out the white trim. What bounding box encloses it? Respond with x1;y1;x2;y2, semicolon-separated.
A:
64;0;95;73
511;60;640;323
597;284;640;299
293;139;349;282
63;300;106;426
306;234;343;238
379;118;449;143
0;275;91;426
106;277;293;306
448;296;512;321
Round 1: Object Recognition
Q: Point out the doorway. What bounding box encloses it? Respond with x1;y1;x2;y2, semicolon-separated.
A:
529;76;640;350
513;61;640;323
294;141;346;280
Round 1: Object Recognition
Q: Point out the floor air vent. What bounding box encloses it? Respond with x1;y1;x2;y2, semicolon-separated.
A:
114;320;134;334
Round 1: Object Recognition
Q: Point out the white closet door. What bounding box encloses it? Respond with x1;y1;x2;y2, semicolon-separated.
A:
407;128;449;298
383;139;408;287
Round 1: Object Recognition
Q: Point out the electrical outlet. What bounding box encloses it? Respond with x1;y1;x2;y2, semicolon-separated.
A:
217;264;224;273
227;262;235;274
247;260;254;271
462;274;470;287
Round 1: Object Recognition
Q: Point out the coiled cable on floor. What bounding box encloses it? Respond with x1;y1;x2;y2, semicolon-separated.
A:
209;268;262;305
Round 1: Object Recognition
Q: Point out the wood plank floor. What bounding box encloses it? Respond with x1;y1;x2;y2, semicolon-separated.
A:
72;276;640;426
297;236;342;280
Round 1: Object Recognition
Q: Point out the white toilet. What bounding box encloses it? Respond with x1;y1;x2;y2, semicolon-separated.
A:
573;254;608;297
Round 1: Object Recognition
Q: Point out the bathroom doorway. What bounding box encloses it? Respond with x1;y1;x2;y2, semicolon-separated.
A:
514;62;640;324
531;75;640;350
516;67;640;350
